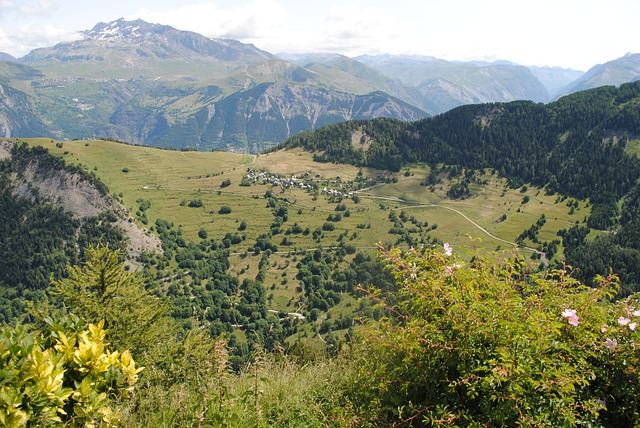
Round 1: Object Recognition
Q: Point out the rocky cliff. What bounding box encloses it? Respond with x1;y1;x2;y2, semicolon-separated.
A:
0;140;162;259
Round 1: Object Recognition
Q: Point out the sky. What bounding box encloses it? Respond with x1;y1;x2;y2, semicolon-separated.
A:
0;0;638;71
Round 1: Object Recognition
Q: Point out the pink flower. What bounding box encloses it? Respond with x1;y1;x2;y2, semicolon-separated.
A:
618;316;631;326
562;309;579;326
630;322;637;331
634;309;640;317
601;325;608;333
443;243;453;256
605;338;618;351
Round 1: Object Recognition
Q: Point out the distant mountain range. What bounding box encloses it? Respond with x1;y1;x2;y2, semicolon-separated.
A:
560;53;640;94
0;18;639;152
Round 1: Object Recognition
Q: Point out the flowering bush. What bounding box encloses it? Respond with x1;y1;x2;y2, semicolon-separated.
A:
0;316;142;427
351;244;640;426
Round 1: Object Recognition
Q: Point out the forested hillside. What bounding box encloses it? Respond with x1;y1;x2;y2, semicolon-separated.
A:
280;81;640;292
0;142;285;358
0;142;131;320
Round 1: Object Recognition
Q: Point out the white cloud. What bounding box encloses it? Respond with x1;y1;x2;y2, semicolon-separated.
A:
0;0;14;10
0;0;636;69
0;0;57;16
130;0;287;40
240;3;409;57
0;23;81;56
316;4;402;55
18;0;56;16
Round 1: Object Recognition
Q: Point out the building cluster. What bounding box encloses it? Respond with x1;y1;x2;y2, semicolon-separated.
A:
245;169;311;190
321;187;354;199
244;169;356;199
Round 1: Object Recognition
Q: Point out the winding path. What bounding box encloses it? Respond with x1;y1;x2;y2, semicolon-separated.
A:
360;194;543;255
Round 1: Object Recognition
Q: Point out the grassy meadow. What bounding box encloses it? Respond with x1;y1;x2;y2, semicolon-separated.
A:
29;140;580;237
23;135;586;264
22;138;589;348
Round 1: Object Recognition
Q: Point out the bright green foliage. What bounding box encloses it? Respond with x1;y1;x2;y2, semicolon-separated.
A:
351;245;640;426
0;319;142;427
50;245;173;355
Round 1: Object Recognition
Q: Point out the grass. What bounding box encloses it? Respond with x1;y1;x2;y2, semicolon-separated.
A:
126;349;357;427
363;167;584;253
626;139;640;158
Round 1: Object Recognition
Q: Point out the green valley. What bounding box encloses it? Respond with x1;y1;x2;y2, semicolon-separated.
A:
3;78;640;427
11;137;582;348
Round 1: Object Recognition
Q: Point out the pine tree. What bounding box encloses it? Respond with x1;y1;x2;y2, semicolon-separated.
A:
50;245;174;356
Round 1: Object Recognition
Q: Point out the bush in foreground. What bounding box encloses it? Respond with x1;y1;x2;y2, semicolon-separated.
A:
351;244;640;426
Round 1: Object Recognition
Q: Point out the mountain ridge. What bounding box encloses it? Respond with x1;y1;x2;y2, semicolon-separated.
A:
147;81;426;152
23;18;274;70
559;53;640;96
0;18;638;151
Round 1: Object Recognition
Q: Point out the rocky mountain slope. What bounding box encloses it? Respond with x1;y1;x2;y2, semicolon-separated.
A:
0;140;161;258
528;65;583;95
0;19;428;151
355;55;560;114
147;81;425;152
20;18;274;79
0;53;16;62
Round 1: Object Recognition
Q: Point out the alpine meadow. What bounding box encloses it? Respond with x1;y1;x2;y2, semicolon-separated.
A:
3;13;640;428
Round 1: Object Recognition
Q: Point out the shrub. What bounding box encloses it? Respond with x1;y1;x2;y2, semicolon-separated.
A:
352;244;640;426
0;318;142;427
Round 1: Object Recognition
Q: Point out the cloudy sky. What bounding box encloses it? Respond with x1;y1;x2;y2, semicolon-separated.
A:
0;0;637;71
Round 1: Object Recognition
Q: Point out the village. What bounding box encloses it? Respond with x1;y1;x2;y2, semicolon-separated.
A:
243;168;382;199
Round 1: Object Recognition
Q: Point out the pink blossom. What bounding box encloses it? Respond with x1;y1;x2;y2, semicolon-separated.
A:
443;243;453;256
561;309;579;326
601;325;608;333
605;338;618;351
634;309;640;317
630;322;637;331
618;316;631;326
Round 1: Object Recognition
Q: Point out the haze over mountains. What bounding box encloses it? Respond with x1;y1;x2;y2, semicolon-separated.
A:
0;18;639;152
